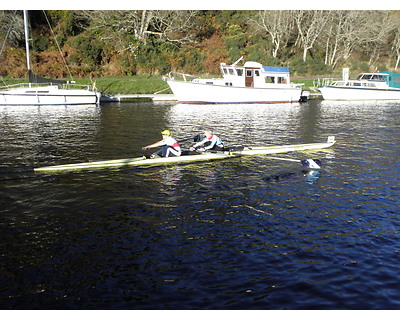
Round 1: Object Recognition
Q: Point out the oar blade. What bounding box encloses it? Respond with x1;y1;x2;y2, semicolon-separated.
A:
301;159;321;169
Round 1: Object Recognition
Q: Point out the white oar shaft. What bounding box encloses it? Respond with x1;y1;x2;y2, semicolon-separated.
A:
263;156;301;163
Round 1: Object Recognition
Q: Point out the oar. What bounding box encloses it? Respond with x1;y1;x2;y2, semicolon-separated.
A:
260;156;321;169
232;152;322;169
177;134;201;143
198;146;322;169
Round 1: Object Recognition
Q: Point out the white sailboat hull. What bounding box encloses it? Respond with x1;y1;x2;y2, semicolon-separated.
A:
167;80;303;104
0;11;101;106
0;86;101;105
319;86;400;101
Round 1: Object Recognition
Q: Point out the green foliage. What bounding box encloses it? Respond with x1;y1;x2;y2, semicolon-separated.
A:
223;25;247;63
290;56;332;75
349;60;370;73
34;35;50;52
182;49;205;74
47;10;76;36
135;40;173;74
2;10;400;79
71;34;103;68
246;43;271;65
378;64;388;72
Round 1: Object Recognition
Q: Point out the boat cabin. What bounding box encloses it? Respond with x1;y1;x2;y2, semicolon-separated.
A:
219;61;292;88
356;72;400;89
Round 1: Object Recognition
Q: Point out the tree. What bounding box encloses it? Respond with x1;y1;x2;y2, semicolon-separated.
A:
250;10;294;58
392;27;400;70
293;10;329;62
320;11;345;68
152;11;198;44
0;11;24;48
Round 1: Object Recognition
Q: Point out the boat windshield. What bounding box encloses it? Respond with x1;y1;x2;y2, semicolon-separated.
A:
357;74;387;81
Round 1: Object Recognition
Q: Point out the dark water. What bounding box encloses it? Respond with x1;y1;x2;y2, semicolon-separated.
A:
1;100;400;309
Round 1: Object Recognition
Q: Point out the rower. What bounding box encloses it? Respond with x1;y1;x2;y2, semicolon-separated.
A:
190;129;224;152
142;130;182;158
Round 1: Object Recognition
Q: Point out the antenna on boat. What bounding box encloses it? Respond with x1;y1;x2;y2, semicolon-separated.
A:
231;56;243;67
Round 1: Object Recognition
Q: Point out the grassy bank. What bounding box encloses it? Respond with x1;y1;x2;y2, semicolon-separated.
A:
80;76;172;95
0;75;172;95
90;76;322;95
1;75;323;95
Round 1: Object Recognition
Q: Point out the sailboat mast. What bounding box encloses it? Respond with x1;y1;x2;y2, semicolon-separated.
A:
23;10;31;71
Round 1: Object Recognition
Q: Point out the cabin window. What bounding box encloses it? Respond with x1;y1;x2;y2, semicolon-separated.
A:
225;82;232;86
246;70;253;77
255;70;260;76
228;68;235;75
223;68;228;75
237;68;243;76
277;77;287;84
394;77;400;84
265;76;275;83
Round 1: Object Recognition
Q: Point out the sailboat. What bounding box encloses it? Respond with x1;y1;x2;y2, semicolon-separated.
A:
0;11;101;105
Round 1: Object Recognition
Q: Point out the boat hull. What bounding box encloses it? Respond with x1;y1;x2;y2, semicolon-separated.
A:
34;153;235;172
166;80;303;104
318;86;400;100
0;86;101;105
34;138;336;172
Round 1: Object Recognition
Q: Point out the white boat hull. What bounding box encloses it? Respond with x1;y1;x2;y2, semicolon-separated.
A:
0;86;101;105
167;80;303;104
319;86;400;101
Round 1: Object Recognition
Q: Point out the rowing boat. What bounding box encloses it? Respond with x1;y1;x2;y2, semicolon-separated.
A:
34;136;335;172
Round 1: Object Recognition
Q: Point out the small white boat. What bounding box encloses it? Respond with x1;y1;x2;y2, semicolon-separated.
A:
34;136;335;172
0;81;101;105
164;57;308;104
0;11;100;106
318;68;400;100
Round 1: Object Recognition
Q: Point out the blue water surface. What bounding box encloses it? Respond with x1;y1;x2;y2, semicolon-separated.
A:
0;100;400;309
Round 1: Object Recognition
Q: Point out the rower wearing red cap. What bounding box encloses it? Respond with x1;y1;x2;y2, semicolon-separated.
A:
142;130;181;158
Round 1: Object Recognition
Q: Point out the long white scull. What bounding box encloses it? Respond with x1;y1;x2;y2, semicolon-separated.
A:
34;136;335;172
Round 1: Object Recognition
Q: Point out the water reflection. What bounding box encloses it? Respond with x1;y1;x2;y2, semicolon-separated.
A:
303;170;320;185
0;105;101;166
166;103;304;146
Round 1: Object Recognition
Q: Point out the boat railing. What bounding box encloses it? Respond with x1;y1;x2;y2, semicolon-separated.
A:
313;78;338;87
164;72;198;82
62;82;98;92
0;82;33;90
0;82;98;92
